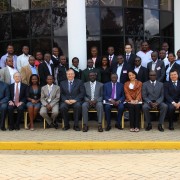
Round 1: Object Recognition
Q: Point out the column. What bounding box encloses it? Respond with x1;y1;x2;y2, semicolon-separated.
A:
67;0;87;70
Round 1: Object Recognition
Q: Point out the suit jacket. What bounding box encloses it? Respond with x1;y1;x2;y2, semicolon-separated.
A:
70;67;82;79
84;81;103;102
60;79;85;102
164;81;180;103
40;84;60;107
0;81;10;104
89;56;101;68
108;55;117;67
142;80;164;104
124;80;142;102
103;82;125;102
9;83;28;104
38;62;55;87
57;64;68;85
124;53;137;70
20;65;38;85
147;60;165;82
51;56;59;67
99;66;111;83
165;62;180;81
0;67;11;84
135;66;148;83
81;68;101;82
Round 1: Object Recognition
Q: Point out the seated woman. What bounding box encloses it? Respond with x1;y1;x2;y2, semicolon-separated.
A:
70;57;82;79
26;74;41;130
124;70;142;132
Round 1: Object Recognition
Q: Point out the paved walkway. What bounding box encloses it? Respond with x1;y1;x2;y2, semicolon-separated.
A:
0;150;180;179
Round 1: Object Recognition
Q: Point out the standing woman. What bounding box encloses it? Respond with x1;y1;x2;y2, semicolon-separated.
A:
124;70;142;132
70;57;82;79
99;56;111;83
26;74;41;130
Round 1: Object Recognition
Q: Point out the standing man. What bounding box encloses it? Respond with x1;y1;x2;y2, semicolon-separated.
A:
0;79;10;131
60;69;85;131
8;72;28;130
104;73;125;131
40;75;60;129
16;46;31;72
35;51;43;68
38;53;54;86
51;47;60;67
161;42;169;57
159;50;169;67
107;46;117;67
142;71;167;132
89;46;101;68
82;72;104;132
0;45;17;69
136;41;153;68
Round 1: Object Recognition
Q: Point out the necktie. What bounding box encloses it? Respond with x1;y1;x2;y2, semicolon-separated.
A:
91;82;94;100
15;83;19;106
126;55;129;62
109;56;112;65
152;82;155;87
111;83;116;99
173;82;177;89
69;81;73;93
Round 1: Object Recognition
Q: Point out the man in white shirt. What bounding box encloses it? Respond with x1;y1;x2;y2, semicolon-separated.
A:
161;42;169;58
159;50;169;67
17;46;31;72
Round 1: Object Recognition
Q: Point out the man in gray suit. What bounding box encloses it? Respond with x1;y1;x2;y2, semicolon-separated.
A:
142;71;167;132
147;51;165;82
40;75;60;129
82;72;103;132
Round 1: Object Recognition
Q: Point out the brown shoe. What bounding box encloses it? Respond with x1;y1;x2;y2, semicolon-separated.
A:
98;125;103;132
82;125;88;132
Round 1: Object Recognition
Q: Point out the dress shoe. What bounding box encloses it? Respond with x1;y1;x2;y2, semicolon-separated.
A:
105;126;111;131
115;124;122;130
158;124;164;132
1;127;6;131
9;128;14;131
47;123;54;128
63;125;70;130
145;124;152;131
53;122;59;129
98;125;103;132
15;128;20;131
82;125;88;132
73;126;80;131
169;126;174;130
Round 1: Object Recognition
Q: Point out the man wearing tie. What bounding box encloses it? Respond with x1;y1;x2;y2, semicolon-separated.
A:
8;72;28;130
164;70;180;130
107;46;117;67
103;73;125;131
82;72;104;132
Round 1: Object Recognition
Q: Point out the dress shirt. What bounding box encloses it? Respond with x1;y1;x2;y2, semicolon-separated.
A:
166;62;175;81
90;81;96;100
17;53;30;71
0;53;17;69
150;80;156;86
92;58;96;67
116;63;123;82
47;84;53;102
71;65;79;72
172;81;177;86
13;82;21;101
30;65;38;75
45;61;52;75
126;53;131;61
7;66;18;84
176;59;180;65
88;67;94;71
109;55;114;62
151;60;158;71
134;65;141;74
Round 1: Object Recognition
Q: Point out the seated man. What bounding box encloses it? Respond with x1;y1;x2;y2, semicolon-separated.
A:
40;75;60;129
164;70;180;130
0;79;10;131
82;72;103;132
142;71;167;132
60;69;85;131
8;72;28;130
104;73;125;131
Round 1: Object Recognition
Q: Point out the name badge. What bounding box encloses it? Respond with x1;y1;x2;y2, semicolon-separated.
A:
123;70;127;73
156;67;161;70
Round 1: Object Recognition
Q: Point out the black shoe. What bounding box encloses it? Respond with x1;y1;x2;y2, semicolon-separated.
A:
63;125;70;131
53;122;59;129
145;124;152;131
158;124;164;132
169;126;174;130
9;128;14;131
82;125;88;132
15;128;20;131
73;126;80;131
1;127;6;131
98;125;103;132
47;123;54;128
105;126;111;131
115;124;123;130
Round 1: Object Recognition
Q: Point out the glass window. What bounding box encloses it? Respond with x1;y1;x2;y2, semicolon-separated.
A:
12;12;30;39
86;8;100;36
144;0;159;9
124;8;143;36
12;40;30;55
100;0;122;6
160;11;173;37
86;0;99;6
124;0;142;7
31;0;50;9
144;9;159;37
11;0;29;11
101;8;123;35
0;14;11;40
52;8;67;36
0;0;10;12
52;0;67;8
161;38;174;52
146;37;160;51
31;10;51;37
87;36;100;58
0;42;9;57
53;37;68;56
160;0;172;11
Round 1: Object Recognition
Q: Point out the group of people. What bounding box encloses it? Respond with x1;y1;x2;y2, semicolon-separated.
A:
0;41;180;132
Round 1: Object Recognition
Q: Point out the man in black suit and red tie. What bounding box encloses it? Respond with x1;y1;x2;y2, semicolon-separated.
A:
8;72;28;130
107;46;117;67
164;70;180;130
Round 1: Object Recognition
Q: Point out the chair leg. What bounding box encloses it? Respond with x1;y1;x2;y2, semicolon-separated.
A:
24;112;28;129
5;115;8;129
122;112;124;129
141;112;144;129
62;119;64;128
102;112;105;129
44;119;46;129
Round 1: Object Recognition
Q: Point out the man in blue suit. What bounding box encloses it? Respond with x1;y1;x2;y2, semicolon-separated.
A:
164;70;180;130
0;79;10;131
103;73;125;131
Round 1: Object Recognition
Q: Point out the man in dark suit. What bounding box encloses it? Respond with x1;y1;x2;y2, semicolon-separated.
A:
107;46;117;67
51;47;61;67
8;72;28;130
81;59;101;82
142;71;167;132
82;72;103;132
0;79;10;131
60;69;85;131
164;70;180;130
124;44;137;70
104;73;125;131
147;51;165;82
134;56;148;83
89;46;101;68
39;53;55;87
111;55;129;84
